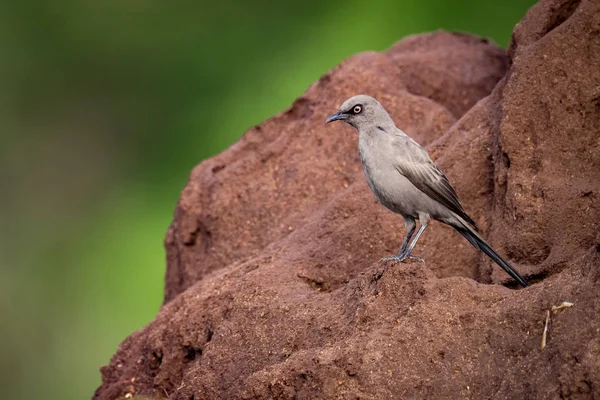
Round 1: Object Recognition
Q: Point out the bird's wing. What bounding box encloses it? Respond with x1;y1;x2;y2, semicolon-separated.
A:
393;141;477;229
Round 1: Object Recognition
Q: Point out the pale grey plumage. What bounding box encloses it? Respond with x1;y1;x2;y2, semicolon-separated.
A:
326;94;528;287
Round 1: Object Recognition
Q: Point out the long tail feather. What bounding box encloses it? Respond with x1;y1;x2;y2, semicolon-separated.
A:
453;224;528;287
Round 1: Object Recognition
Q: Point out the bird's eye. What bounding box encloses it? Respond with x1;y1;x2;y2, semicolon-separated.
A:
353;105;362;114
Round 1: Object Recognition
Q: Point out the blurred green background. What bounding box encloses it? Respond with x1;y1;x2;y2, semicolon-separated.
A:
1;1;536;399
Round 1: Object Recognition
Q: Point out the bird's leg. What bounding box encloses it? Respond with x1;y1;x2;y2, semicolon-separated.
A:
380;217;416;263
397;217;416;255
375;218;417;280
401;220;429;263
375;226;426;280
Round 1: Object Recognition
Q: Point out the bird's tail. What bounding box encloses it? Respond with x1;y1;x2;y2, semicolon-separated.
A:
452;218;528;287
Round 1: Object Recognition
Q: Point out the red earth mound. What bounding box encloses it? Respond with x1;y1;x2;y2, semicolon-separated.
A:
95;0;600;398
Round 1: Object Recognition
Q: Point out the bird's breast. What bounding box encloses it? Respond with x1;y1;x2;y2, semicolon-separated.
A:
358;136;412;214
358;133;423;218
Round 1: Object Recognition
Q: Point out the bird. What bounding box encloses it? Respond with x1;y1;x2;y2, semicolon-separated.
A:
326;94;528;287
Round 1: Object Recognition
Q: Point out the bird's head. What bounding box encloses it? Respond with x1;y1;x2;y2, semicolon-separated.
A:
326;94;393;131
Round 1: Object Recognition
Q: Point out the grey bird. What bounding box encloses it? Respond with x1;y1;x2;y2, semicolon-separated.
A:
326;94;528;287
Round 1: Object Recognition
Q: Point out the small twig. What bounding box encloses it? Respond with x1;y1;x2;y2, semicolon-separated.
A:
541;310;550;350
541;301;574;350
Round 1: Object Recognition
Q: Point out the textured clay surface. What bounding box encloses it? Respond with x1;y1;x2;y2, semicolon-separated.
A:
95;0;600;398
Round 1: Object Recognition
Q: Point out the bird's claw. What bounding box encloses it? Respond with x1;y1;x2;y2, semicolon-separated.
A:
379;254;426;264
406;255;426;263
379;255;405;263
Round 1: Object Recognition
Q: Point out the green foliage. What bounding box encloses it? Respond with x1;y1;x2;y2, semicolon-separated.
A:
0;1;536;399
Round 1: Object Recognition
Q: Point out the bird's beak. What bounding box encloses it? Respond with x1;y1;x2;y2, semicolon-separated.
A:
326;111;347;124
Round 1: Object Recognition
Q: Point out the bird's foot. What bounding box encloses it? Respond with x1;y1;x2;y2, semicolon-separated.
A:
379;254;426;264
379;254;406;263
405;255;426;263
